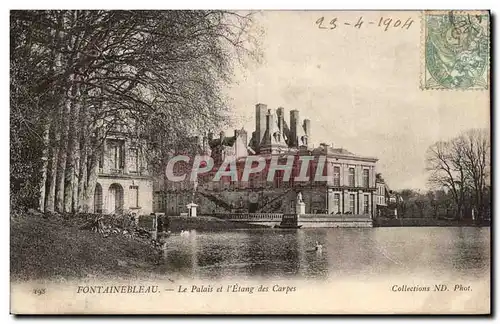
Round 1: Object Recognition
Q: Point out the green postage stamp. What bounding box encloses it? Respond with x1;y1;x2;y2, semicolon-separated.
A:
422;10;490;90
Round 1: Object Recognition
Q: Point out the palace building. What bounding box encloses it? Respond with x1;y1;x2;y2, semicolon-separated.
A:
154;103;379;217
92;125;153;215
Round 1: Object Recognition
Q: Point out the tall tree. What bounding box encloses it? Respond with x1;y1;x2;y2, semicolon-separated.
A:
10;10;262;212
459;129;490;220
426;128;490;220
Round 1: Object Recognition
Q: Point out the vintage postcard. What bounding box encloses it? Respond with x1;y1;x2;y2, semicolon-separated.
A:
10;10;491;314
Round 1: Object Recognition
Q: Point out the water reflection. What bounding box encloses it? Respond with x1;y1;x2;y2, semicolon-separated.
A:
160;227;490;280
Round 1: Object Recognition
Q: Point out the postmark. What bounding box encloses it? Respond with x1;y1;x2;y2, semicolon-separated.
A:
421;11;490;90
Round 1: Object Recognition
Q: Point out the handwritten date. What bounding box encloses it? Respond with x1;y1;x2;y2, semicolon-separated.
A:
316;16;414;31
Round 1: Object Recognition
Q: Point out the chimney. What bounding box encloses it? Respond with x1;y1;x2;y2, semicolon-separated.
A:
290;110;299;147
276;107;285;134
303;119;311;136
260;109;275;151
238;128;248;147
219;130;225;144
234;129;239;157
255;103;267;149
266;109;274;136
303;119;311;146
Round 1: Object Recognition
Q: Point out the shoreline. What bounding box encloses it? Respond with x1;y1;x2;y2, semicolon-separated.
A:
373;217;491;227
10;210;489;281
10;211;267;281
140;215;269;232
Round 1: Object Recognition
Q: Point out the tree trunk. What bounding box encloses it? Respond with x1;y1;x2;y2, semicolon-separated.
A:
45;100;66;212
45;122;59;212
55;96;72;212
37;118;51;212
84;152;100;212
72;153;80;212
71;99;82;212
64;91;80;213
77;103;89;212
77;149;88;212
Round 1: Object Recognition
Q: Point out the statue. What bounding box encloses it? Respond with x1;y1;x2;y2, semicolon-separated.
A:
295;191;305;215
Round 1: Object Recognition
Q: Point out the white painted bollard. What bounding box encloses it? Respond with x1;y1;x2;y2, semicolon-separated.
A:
186;202;198;217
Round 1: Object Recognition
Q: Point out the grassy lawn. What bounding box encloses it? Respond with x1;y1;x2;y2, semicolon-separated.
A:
10;211;161;281
11;211;267;281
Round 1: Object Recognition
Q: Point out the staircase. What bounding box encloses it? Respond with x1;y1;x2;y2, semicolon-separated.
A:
256;188;294;213
197;190;232;212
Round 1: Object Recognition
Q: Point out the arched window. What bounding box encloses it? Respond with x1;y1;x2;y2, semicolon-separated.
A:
108;183;124;215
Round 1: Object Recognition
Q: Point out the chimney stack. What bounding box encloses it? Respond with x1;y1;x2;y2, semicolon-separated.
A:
255;103;267;150
290;110;299;147
303;119;311;146
276;107;285;134
266;109;275;138
303;119;311;136
237;128;248;147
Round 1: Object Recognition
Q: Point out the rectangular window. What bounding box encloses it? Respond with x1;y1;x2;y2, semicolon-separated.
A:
348;168;355;187
99;147;104;169
129;186;139;208
364;194;369;214
363;169;369;188
110;141;124;171
334;193;340;213
274;170;284;188
349;194;355;213
129;148;138;173
333;166;340;186
112;146;119;169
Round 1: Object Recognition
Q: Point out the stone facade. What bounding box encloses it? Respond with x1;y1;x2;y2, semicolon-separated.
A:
155;104;378;218
93;132;153;215
375;175;395;217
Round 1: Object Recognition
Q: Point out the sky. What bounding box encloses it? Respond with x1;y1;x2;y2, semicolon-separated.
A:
224;11;490;191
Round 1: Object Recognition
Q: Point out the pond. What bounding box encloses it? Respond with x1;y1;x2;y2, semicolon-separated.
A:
159;227;490;281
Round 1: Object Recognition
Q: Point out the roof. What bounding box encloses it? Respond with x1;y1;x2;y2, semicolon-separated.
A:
209;136;237;148
329;148;355;155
